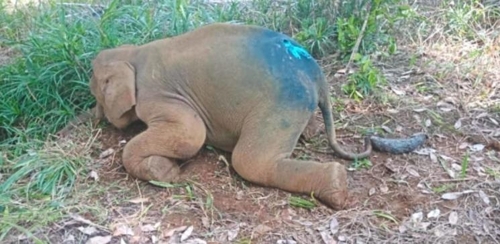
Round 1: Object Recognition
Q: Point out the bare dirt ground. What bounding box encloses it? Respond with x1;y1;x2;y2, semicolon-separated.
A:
9;47;496;244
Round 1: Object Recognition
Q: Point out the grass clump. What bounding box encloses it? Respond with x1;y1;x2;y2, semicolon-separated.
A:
342;53;387;100
289;196;317;210
0;133;96;242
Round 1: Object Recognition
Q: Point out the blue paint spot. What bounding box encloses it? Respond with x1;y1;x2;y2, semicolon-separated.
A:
245;28;323;111
282;39;312;60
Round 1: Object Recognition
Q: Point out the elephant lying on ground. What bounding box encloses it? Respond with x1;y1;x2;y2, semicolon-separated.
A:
80;23;373;209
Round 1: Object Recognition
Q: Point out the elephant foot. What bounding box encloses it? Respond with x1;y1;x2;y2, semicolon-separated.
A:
315;162;349;209
131;156;181;182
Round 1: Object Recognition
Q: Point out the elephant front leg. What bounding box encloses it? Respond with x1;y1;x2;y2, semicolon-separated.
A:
126;154;181;182
121;104;207;183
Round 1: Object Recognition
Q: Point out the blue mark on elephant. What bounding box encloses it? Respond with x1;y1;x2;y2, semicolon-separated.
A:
246;29;321;111
282;39;312;60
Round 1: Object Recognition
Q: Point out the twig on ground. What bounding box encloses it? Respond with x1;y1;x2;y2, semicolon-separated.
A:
68;213;110;233
432;178;478;183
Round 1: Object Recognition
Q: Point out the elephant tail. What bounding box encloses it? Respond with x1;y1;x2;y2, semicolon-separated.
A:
317;76;372;160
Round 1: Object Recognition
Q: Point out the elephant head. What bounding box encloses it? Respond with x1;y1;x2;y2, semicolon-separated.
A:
89;46;139;129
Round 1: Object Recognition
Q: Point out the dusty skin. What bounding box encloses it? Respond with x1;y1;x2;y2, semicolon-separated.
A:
60;23;377;209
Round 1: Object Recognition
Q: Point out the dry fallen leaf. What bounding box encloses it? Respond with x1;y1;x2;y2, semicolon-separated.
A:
69;213;105;232
89;171;99;181
459;142;469;149
478;190;490;205
253;224;272;237
319;230;335;244
128;197;150;204
201;217;210;228
411;212;423;223
442;190;474;200
381;125;393;133
436;101;456;112
454;119;462;129
329;217;339;235
391;86;406;96
413;148;436;155
141;224;156;232
227;224;240;241
425;119;432;127
418;222;431;230
469;144;485;152
338;235;347;242
490;117;499;126
429;152;438;163
413;108;427;113
163;226;188;238
434;227;445;237
441;192;462;200
427;209;440;219
451;163;462;171
180;225;194;242
276;240;297;244
113;224;134;237
398;223;408;233
449;212;458;225
99;148;115;159
406;166;421;177
78;226;99;235
86;235;112;244
184;238;207;244
64;235;75;243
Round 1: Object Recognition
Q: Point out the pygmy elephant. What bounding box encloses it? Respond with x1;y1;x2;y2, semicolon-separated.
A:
86;23;372;209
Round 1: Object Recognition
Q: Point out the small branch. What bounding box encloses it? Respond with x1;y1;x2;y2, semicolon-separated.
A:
432;178;478;183
345;3;372;74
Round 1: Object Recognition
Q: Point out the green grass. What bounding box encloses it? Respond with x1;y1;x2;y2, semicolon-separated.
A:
289;196;317;209
432;184;454;194
0;135;95;242
460;153;470;178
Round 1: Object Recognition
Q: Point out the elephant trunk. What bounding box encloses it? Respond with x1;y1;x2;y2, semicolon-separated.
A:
318;79;372;160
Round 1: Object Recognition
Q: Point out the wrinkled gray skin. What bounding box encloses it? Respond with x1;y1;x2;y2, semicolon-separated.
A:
63;23;373;209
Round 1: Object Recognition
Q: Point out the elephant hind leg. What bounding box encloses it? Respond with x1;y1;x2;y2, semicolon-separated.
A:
122;102;206;182
231;113;349;210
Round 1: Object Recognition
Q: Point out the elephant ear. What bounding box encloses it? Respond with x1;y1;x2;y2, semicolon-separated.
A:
102;61;136;121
